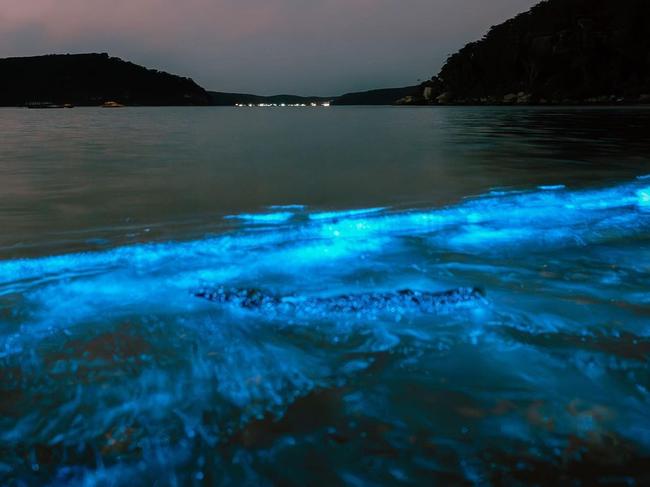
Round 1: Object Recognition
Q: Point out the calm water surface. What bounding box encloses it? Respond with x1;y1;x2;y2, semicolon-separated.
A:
1;106;649;257
1;107;650;485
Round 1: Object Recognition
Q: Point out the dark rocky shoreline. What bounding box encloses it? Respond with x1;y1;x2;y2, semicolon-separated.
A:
399;0;650;106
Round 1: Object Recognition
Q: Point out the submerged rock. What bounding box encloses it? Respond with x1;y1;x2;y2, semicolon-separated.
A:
195;287;283;310
436;92;453;104
194;287;486;315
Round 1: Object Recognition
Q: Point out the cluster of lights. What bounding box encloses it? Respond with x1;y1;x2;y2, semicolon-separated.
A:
235;102;331;107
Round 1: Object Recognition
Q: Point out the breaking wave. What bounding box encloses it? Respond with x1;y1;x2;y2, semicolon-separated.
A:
1;179;650;485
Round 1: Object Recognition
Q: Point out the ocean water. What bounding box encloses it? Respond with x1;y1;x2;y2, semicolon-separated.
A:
1;106;650;485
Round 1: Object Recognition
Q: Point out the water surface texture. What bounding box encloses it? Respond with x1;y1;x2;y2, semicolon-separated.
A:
2;106;650;258
1;107;650;485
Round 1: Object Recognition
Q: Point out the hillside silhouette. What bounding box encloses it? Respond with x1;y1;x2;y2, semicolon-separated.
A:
415;0;650;104
0;53;210;106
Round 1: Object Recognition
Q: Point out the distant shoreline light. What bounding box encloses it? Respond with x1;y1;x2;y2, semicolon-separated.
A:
235;101;331;107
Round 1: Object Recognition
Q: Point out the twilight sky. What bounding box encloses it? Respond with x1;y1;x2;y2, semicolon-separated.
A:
0;0;538;95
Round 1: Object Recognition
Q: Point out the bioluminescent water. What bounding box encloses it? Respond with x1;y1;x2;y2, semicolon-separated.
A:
2;107;650;485
1;176;650;485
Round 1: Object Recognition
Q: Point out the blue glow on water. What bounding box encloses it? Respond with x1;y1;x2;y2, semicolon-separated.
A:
308;207;387;221
225;211;295;223
538;184;566;190
638;187;650;207
2;179;650;484
267;204;307;210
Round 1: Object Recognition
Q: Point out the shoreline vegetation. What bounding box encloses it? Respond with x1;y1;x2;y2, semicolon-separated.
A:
403;0;650;107
1;0;648;108
0;53;211;107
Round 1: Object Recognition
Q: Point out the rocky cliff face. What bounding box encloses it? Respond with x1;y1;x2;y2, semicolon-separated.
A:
0;53;211;106
409;0;650;105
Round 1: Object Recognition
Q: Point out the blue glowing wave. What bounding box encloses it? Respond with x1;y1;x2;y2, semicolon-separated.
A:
308;207;387;221
267;204;307;210
1;180;649;310
2;179;650;484
225;211;295;223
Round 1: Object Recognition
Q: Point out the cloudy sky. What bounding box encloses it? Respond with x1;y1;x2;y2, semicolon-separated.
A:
0;0;538;95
